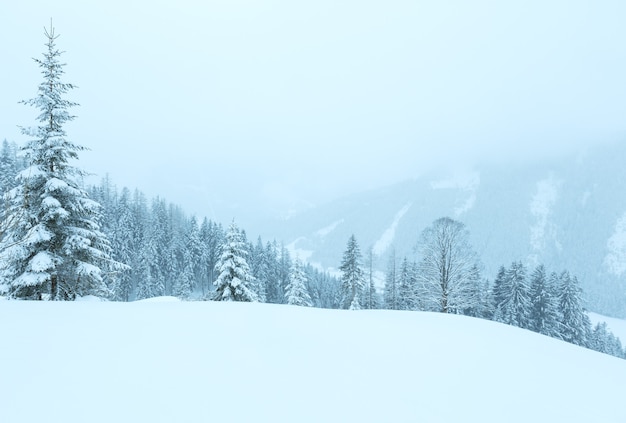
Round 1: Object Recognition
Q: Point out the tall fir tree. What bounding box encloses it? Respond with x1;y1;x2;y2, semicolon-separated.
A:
109;187;135;301
494;261;531;328
528;266;560;337
0;25;122;300
213;221;257;302
135;230;165;300
557;271;588;346
339;234;365;310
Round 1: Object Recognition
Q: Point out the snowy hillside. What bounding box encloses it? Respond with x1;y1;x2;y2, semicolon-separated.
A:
254;142;626;316
1;300;625;422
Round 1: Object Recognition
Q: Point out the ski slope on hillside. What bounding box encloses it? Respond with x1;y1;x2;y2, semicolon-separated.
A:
1;300;625;422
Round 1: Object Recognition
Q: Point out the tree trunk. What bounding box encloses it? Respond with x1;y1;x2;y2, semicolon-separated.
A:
51;275;57;300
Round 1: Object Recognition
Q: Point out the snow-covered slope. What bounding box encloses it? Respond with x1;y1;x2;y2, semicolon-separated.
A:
1;300;625;422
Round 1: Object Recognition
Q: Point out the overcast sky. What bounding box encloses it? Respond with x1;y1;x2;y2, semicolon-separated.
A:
2;1;626;220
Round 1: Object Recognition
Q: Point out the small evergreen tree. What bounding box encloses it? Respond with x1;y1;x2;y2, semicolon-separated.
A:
362;246;380;310
264;241;283;304
0;140;18;200
383;250;398;310
462;264;485;317
213;221;257;302
397;257;418;310
339;234;365;310
249;236;269;303
285;258;312;307
491;266;507;315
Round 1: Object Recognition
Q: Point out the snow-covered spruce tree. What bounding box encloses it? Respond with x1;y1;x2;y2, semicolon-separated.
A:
528;266;560;337
339;234;365;310
491;265;507;316
363;246;379;310
109;187;136;301
0;140;20;231
185;216;205;294
277;243;292;303
306;266;341;309
397;257;418;310
135;204;166;300
264;241;283;303
462;264;486;318
250;237;269;303
494;261;531;328
557;271;589;346
0;140;19;198
172;249;194;300
285;258;312;307
383;249;398;310
200;219;224;296
212;221;258;302
0;25;123;300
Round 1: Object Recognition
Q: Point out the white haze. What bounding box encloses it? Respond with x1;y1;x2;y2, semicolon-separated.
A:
1;1;626;220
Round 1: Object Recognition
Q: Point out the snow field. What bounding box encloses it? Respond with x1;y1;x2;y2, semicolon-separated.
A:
1;300;625;422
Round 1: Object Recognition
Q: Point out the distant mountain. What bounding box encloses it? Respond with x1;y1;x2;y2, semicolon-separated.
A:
251;141;626;317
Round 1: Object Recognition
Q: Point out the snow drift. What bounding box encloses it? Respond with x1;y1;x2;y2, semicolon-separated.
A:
0;300;625;422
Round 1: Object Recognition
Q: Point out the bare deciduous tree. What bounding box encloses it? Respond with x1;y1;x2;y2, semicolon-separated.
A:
417;217;479;313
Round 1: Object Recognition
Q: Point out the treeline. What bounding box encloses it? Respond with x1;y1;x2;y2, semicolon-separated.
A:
87;176;342;307
339;217;625;360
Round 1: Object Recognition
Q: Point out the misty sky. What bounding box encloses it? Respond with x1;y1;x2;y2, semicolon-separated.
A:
2;1;626;220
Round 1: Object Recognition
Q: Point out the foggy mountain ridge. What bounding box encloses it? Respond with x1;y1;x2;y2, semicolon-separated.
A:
249;141;626;317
